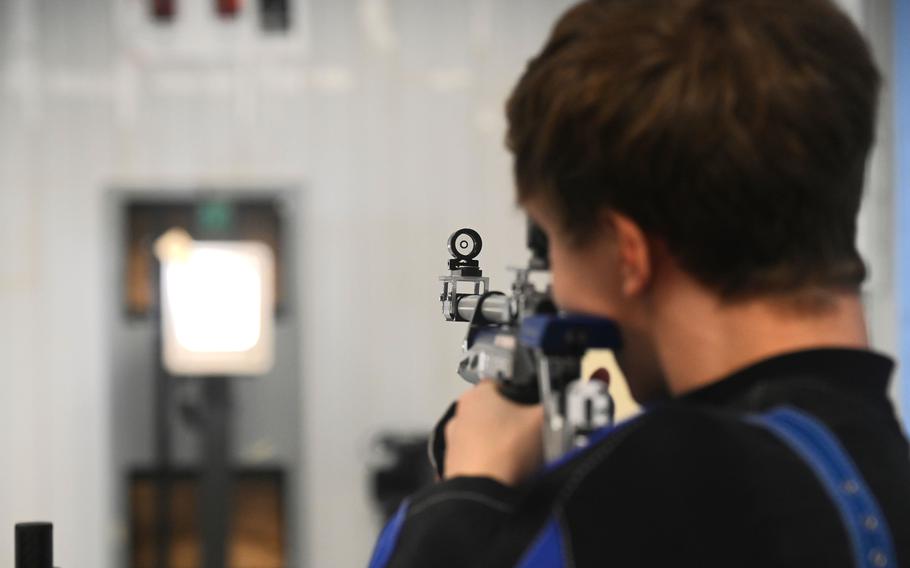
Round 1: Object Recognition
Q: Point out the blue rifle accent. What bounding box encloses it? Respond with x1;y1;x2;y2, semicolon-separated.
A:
519;314;622;356
748;408;897;568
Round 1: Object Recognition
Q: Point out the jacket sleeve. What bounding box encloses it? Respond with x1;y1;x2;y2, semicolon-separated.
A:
368;476;520;568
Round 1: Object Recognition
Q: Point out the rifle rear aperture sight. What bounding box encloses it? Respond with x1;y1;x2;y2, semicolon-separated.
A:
447;228;483;274
439;228;492;322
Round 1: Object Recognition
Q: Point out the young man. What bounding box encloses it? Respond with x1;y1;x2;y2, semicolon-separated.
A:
370;0;910;566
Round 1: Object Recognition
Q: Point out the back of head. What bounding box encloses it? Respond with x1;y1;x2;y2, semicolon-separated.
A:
507;0;881;300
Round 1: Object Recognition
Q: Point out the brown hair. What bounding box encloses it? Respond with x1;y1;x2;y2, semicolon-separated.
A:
507;0;881;298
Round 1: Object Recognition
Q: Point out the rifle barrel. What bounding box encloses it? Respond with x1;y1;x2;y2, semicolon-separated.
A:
456;294;511;324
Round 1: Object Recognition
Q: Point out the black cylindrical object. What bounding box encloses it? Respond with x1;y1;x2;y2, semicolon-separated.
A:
527;220;549;269
15;523;53;568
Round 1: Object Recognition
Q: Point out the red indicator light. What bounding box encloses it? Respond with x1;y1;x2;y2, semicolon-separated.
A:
151;0;176;21
217;0;243;17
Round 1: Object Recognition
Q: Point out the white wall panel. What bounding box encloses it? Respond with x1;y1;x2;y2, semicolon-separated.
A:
0;0;575;565
0;0;895;566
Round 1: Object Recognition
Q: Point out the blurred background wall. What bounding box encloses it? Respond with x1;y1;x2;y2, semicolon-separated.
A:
0;0;899;566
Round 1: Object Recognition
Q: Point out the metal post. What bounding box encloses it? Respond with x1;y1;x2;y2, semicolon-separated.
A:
200;377;232;568
15;523;53;568
153;257;172;568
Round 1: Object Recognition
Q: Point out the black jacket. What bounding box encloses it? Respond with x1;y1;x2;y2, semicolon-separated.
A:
370;348;910;567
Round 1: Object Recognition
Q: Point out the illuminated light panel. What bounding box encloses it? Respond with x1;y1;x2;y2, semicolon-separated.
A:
166;247;263;353
157;230;275;376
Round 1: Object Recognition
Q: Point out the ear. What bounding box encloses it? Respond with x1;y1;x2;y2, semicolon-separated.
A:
605;211;652;297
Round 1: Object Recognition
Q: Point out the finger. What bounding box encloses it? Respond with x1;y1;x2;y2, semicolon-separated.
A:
459;380;496;405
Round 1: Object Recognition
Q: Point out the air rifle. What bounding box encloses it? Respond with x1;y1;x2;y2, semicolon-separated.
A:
437;224;622;466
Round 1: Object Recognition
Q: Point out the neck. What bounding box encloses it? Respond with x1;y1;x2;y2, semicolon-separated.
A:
654;286;869;396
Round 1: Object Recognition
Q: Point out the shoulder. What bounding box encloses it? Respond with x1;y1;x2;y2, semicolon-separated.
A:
520;405;853;567
542;404;784;504
568;404;761;464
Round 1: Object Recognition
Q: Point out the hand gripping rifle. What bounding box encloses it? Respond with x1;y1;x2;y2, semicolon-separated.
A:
435;224;622;472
